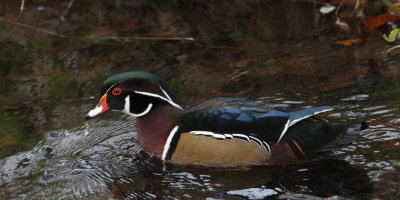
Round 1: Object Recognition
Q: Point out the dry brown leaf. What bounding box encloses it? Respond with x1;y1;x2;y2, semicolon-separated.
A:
335;38;364;46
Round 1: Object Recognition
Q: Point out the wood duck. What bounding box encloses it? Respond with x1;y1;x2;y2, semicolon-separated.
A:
86;71;367;166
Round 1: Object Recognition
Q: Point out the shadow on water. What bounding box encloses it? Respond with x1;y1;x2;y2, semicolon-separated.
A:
110;160;372;200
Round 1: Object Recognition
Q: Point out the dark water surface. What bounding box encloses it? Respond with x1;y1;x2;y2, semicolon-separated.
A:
0;1;399;199
1;94;399;199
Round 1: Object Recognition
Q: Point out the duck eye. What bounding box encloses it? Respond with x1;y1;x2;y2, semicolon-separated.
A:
112;87;123;96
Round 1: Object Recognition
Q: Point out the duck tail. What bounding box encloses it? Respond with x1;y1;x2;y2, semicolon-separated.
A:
278;120;367;161
317;120;368;152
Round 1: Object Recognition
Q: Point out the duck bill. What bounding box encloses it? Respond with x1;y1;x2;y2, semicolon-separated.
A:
86;94;110;120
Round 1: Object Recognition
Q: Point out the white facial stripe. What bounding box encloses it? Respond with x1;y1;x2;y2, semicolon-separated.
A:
132;103;153;117
105;82;119;94
135;90;183;110
159;86;179;107
122;95;153;117
162;126;179;160
159;86;171;100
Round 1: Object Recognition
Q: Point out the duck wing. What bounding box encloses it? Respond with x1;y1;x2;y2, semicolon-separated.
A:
180;104;333;144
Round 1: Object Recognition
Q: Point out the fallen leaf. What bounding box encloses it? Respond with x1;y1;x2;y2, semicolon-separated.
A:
335;38;364;46
362;13;400;32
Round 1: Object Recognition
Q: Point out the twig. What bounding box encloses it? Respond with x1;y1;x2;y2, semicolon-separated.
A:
0;16;65;37
287;0;325;5
387;45;400;53
162;14;183;31
61;0;75;21
0;16;194;41
20;0;26;14
194;43;245;50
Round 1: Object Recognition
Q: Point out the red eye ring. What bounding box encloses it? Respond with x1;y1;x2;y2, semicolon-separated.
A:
112;87;123;96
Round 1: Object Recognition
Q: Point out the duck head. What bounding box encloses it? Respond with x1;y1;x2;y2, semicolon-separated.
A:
86;71;183;119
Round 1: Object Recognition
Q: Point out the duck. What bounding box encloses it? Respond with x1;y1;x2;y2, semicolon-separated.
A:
86;71;367;166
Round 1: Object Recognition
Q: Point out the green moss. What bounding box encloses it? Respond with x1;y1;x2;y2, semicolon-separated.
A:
32;0;46;6
162;0;179;9
167;76;188;100
0;75;7;93
0;42;28;75
369;88;400;100
0;107;40;158
0;23;5;38
32;37;53;52
79;75;109;97
230;31;244;42
251;55;271;69
47;72;72;99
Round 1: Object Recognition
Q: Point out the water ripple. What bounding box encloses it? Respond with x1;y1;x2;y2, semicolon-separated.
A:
226;188;278;199
0;93;399;199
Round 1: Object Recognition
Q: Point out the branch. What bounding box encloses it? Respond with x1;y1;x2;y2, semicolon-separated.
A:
0;16;194;41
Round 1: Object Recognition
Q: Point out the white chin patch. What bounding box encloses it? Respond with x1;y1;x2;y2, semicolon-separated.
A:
122;95;153;117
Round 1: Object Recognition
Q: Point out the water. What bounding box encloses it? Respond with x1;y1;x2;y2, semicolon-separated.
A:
1;0;400;199
0;93;399;199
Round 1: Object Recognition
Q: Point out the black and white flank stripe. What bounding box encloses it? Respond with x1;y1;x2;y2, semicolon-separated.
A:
189;131;271;153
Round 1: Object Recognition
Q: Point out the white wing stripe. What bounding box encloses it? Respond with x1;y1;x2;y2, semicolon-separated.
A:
277;119;290;142
277;107;333;142
288;108;333;127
